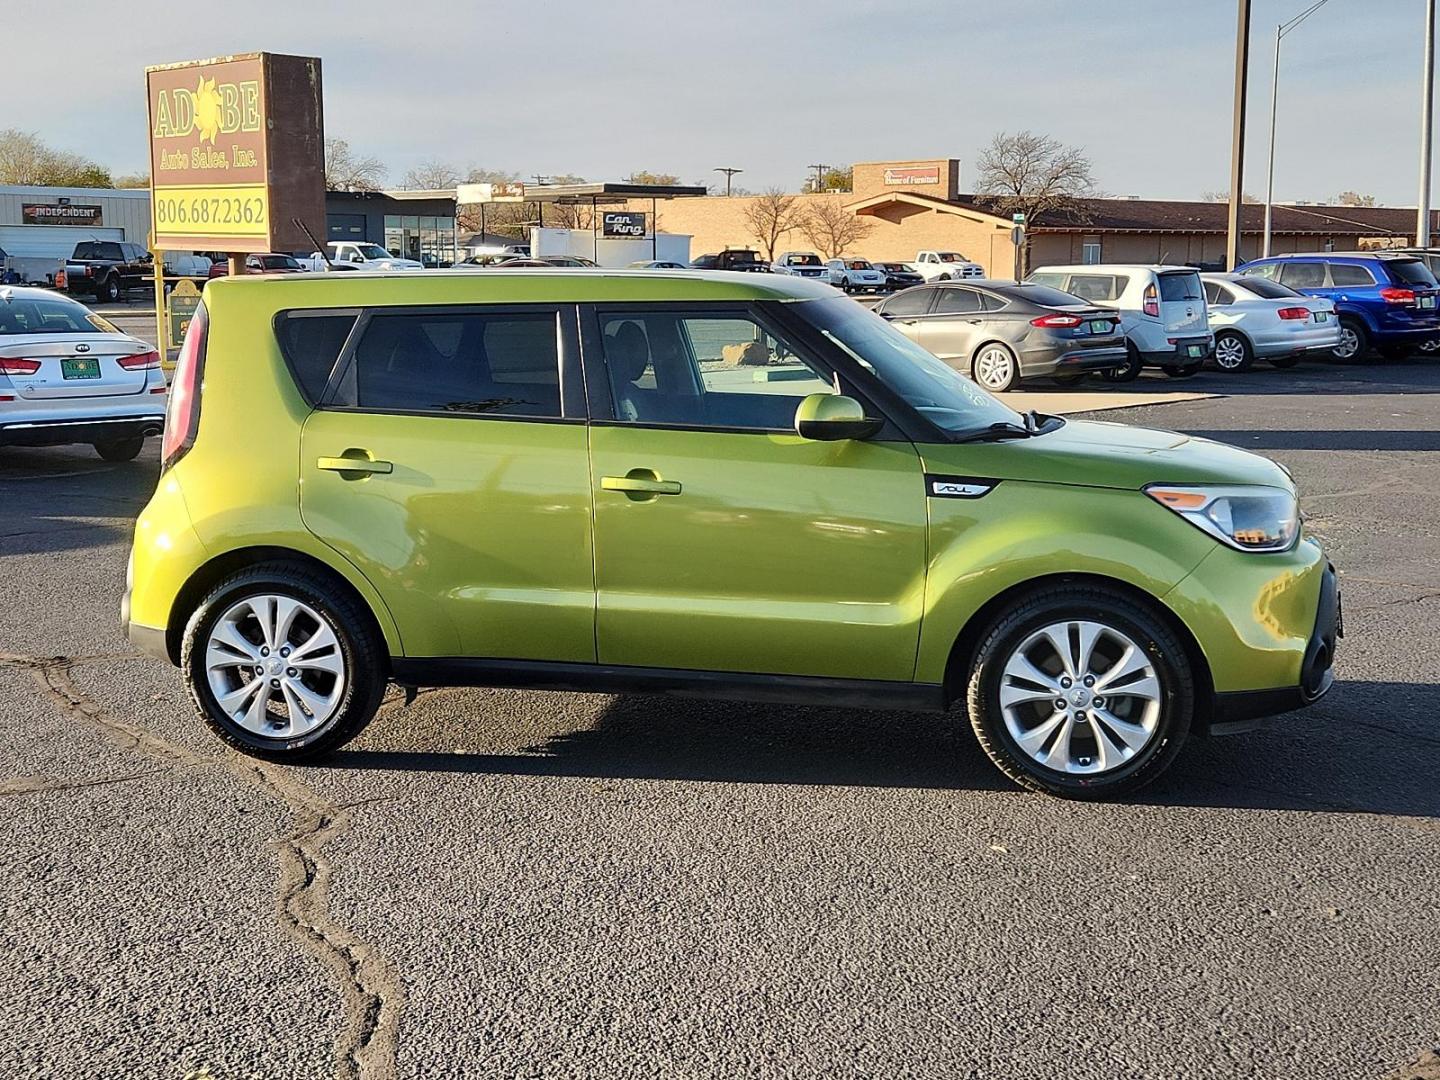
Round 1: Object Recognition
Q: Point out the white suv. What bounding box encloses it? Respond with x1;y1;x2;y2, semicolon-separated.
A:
1027;265;1213;381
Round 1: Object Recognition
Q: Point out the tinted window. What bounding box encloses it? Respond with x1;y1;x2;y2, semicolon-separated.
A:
599;311;834;429
979;291;1008;311
1203;282;1228;305
1233;277;1302;299
1066;274;1122;302
934;288;983;314
1279;262;1327;289
277;313;357;403
1238;262;1279;280
1158;273;1203;301
1327;262;1376;287
1383;259;1437;286
348;311;560;417
1027;272;1067;288
880;288;934;317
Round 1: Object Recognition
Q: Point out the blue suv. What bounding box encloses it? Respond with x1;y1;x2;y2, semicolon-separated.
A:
1235;252;1440;361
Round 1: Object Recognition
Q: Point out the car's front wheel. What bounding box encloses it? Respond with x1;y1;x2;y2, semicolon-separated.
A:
964;584;1192;798
972;343;1020;392
181;564;387;760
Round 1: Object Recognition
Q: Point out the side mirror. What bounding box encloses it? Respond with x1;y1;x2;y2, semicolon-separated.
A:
794;393;883;442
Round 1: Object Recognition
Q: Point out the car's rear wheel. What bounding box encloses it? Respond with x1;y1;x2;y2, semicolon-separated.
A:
972;343;1020;392
94;436;144;462
97;275;121;304
964;584;1193;798
1333;318;1368;362
1100;342;1144;382
182;564;387;760
1212;331;1254;372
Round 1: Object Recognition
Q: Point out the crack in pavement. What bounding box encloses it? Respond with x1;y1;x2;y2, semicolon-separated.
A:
0;651;403;1080
0;768;170;800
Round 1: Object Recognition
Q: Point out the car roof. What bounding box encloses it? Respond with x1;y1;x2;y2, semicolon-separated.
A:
0;285;89;303
1031;264;1199;273
205;267;839;305
1254;251;1418;261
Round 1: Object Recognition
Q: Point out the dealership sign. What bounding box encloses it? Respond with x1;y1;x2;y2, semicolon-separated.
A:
22;203;103;226
456;182;527;204
146;53;325;252
884;166;941;186
602;211;647;238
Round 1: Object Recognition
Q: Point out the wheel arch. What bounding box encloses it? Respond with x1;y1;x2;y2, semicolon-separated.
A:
164;545;396;667
968;338;1019;377
941;571;1215;729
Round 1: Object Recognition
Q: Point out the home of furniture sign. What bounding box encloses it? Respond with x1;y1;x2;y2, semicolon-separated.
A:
884;166;941;186
145;52;326;252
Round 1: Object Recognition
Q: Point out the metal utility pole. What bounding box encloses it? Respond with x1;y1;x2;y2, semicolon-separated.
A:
807;163;830;194
1226;0;1253;271
1420;0;1436;246
1263;0;1330;257
714;167;743;196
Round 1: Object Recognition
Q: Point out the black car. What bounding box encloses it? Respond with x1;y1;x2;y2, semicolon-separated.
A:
691;249;772;272
873;280;1127;392
873;261;925;291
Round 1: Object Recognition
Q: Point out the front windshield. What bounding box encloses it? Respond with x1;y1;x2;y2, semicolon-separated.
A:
938;253;967;263
261;255;301;270
355;244;391;260
788;254;822;266
798;296;1021;438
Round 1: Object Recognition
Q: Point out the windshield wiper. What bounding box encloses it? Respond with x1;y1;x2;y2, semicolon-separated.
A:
955;422;1035;443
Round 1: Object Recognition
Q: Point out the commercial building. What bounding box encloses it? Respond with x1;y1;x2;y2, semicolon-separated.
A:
324;190;459;266
0;185;151;283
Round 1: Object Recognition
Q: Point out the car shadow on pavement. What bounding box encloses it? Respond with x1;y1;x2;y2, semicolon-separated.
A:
1178;429;1440;452
325;680;1438;816
0;448;156;557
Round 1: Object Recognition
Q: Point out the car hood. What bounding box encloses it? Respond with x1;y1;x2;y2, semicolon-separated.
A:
919;418;1292;492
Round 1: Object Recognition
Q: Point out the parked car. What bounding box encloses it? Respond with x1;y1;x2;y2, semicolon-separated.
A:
123;270;1338;799
873;261;925;291
208;253;308;278
501;255;599;268
57;241;152;304
1235;251;1440;361
302;243;424;272
1027;265;1213;381
1395;249;1440;351
627;260;689;269
772;251;830;280
0;286;166;460
691;249;772;272
915;250;985;281
874;280;1126;391
827;258;887;293
1199;273;1339;372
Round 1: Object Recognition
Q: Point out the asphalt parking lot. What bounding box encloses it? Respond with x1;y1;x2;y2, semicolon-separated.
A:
2;357;1438;1080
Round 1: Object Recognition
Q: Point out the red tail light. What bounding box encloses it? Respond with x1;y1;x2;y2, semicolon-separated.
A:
1379;287;1416;304
116;350;162;370
1143;283;1159;317
0;358;41;375
1276;307;1312;320
161;302;207;469
1030;313;1084;328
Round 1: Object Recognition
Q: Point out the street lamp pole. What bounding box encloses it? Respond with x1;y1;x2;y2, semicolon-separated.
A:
1263;0;1329;259
1419;0;1435;246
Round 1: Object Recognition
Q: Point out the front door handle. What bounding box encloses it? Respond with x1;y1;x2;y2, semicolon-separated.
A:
317;453;393;475
601;474;682;496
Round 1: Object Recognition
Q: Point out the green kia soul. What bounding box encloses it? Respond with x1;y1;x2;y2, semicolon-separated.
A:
123;270;1340;798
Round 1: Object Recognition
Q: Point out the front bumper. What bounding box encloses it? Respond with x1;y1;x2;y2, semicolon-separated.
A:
0;414;165;447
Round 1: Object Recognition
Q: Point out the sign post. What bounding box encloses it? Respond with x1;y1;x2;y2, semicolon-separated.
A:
1011;213;1027;283
146;52;326;359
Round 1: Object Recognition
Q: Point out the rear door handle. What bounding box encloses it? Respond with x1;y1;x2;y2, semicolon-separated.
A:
601;475;682;495
317;454;393;475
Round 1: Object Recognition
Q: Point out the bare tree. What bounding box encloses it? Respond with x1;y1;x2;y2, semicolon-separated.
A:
625;170;681;186
464;166;525;185
402;158;462;190
324;138;386;191
973;131;1096;226
0;129;111;187
1336;190;1377;207
798;198;872;260
743;188;806;260
1201;189;1259;203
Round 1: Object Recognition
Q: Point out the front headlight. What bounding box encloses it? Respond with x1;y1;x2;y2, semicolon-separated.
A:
1145;484;1299;552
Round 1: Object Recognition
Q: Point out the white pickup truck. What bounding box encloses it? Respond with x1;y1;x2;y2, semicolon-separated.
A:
915;250;985;281
302;242;423;272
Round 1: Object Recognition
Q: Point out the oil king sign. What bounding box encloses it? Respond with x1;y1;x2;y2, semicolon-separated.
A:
146;53;325;252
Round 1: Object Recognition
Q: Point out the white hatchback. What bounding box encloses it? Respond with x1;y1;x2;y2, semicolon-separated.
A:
0;287;166;460
1027;265;1213;381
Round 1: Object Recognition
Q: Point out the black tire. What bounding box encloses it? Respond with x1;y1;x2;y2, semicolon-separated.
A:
1051;372;1088;387
1212;330;1254;373
1100;342;1144;383
1378;343;1412;361
96;275;121;304
1161;362;1203;378
1268;354;1301;369
181;563;388;760
1333;318;1369;363
93;436;144;462
963;584;1193;798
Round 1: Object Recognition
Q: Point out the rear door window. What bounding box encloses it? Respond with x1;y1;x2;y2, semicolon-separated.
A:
1327;262;1376;287
340;309;562;418
880;288;935;317
1158;273;1203;301
933;288;983;314
276;312;358;404
1279;262;1328;289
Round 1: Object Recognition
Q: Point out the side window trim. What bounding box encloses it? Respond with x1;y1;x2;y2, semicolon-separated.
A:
317;302;584;423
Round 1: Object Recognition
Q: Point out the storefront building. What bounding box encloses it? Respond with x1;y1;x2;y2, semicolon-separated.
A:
325;190;458;265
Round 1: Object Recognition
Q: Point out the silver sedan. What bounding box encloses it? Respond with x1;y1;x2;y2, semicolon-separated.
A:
1201;273;1340;372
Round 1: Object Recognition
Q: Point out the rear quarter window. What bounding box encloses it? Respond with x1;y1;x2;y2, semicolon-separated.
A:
275;312;359;404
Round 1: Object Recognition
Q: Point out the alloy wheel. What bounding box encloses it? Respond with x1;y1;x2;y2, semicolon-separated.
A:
997;619;1163;775
1214;335;1248;370
974;346;1016;391
204;594;347;738
1334;326;1360;360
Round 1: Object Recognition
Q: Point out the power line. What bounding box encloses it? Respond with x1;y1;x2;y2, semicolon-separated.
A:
714;167;744;196
807;163;831;194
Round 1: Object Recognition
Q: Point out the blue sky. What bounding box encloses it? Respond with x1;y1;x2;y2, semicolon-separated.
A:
8;0;1433;204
